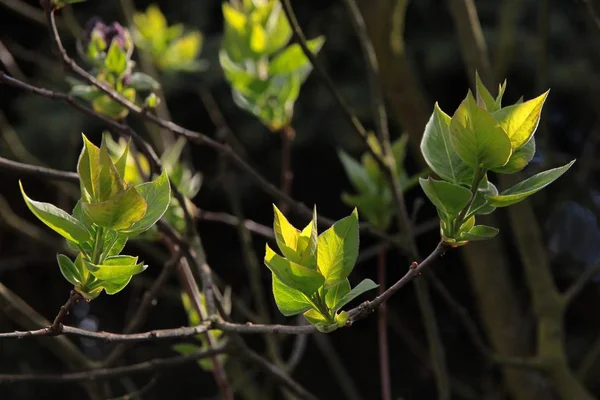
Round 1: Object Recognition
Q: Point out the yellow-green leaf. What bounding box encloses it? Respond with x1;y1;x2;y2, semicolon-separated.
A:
272;274;312;316
121;169;171;235
82;186;147;230
272;204;301;262
264;244;324;295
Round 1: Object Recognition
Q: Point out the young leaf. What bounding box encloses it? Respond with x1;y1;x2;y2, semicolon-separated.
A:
57;254;83;286
70;85;102;101
102;230;128;258
492;91;549;150
272;274;312;316
418;177;472;219
303;309;331;325
84;255;147;281
272;204;301;262
495;79;507;110
114;138;130;179
460;225;499;241
249;24;267;54
78;134;101;201
20;182;90;244
82;186;147;230
122;170;171;235
325;279;350;310
98;138;125;202
331;279;378;314
297;207;318;269
421;103;473;185
264;1;292;55
487;160;575;207
492;137;535;174
467;180;498;217
450;91;512;169
264;244;325;295
127;72;160;91
317;209;359;286
101;275;133;295
269;37;325;75
338;150;374;194
105;42;128;76
475;71;496;111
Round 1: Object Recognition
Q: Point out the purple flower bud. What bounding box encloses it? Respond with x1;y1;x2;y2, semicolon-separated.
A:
82;17;133;58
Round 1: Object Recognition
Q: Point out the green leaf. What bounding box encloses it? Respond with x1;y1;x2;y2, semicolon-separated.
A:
331;279;378;313
418;177;472;219
303;309;331;326
421;103;473;185
77;134;101;201
101;275;133;295
114;138;130;179
297;207;318;269
492;91;549;149
338;150;374;194
272;274;312;316
269;37;325;75
102;230;128;258
82;186;147;230
84;255;147;281
316;208;359;286
122;170;171;235
335;311;350;327
342;191;392;231
475;71;496;111
495;80;507;110
450;91;512;169
460;225;499;241
487;160;575;207
222;4;247;34
467;180;498;217
264;1;292;54
98;138;125;202
272;204;301;262
325;279;350;311
492;137;535;174
19;181;90;244
70;85;102;101
127;72;160;91
57;254;83;286
249;24;267;53
105;42;128;76
264;244;324;295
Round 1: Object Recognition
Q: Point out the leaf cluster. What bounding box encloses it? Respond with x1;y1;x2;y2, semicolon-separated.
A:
264;206;377;333
420;72;575;245
20;134;171;299
133;4;206;73
220;0;324;130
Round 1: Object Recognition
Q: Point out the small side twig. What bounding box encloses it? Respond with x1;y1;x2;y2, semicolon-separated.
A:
562;263;600;306
49;290;81;335
376;246;391;400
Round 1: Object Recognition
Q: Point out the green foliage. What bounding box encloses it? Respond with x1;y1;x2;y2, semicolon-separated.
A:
265;205;377;332
20;134;171;300
219;0;324;130
338;133;425;230
71;18;159;120
420;72;575;246
133;5;205;72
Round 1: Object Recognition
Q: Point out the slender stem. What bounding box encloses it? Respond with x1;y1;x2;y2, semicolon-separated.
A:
49;290;81;334
279;125;295;214
377;246;391;400
454;167;484;232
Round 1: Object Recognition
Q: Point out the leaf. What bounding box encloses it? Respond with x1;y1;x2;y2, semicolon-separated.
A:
102;230;128;258
272;204;301;262
114;138;130;179
57;254;83;286
20;181;90;244
492;91;549;149
127;72;160;91
338;150;373;194
222;3;247;34
82;186;147;230
77;134;101;201
272;274;312;316
98;138;125;202
264;1;292;55
495;79;507;110
421;103;473;185
249;24;267;54
450;91;512;169
467;180;498;217
264;244;324;295
122;170;171;235
331;279;378;313
475;71;496;111
297;206;318;269
460;225;499;241
419;177;472;219
269;37;325;75
325;279;350;311
70;85;102;101
303;309;331;326
84;255;147;281
101;275;133;295
316;209;359;286
492;137;535;174
104;42;128;76
487;160;576;207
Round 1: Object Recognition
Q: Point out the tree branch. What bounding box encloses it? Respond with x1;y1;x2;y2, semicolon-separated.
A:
562;263;600;306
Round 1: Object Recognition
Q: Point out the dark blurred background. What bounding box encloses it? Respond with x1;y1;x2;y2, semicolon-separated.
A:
1;0;600;399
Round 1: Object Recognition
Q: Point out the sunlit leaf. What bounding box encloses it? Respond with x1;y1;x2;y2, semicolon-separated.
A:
419;177;472;219
122;170;171;235
331;279;378;313
82;186;147;230
492;137;536;174
264;244;324;295
317;208;359;286
492;91;549;149
272;274;312;316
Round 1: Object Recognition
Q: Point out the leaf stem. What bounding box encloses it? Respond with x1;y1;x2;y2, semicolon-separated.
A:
92;227;104;265
454;167;485;233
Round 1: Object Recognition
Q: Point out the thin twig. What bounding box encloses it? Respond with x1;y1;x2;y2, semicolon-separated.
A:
107;375;160;400
196;208;274;239
562;263;600;306
376;246;391;400
0;346;226;383
0;156;79;182
49;290;81;334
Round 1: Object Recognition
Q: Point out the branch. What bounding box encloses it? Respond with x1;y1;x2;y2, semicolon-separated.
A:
562;263;600;306
49;290;81;334
195;208;274;239
0;155;78;182
0;345;225;383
